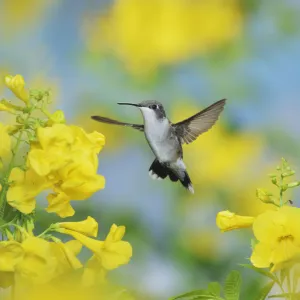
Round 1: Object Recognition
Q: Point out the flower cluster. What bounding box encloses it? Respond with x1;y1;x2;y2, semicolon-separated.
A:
216;158;300;296
84;0;242;75
0;75;133;299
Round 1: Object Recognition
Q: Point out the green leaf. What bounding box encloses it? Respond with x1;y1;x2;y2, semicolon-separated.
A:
169;290;212;300
191;297;222;300
254;281;275;300
208;282;222;296
240;264;278;283
268;293;300;299
224;270;241;300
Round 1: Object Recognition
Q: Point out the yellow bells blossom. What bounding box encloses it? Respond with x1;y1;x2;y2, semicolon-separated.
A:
58;224;132;270
55;161;105;200
50;240;82;276
0;102;15;113
0;271;14;288
0;241;23;288
0;122;11;157
250;206;300;272
28;124;74;176
46;162;104;218
7;167;50;214
82;255;107;287
85;0;242;74
16;237;57;284
46;110;66;126
46;191;74;218
0;241;24;272
27;124;105;217
216;210;255;232
58;216;98;237
4;74;29;104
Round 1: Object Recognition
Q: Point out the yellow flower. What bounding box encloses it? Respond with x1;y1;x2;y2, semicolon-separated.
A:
4;74;29;104
82;255;107;287
250;206;300;272
0;102;15;113
59;216;98;237
46;110;66;126
50;240;82;276
216;210;255;232
1;0;56;36
59;224;132;270
28;124;74;176
0;122;11;157
16;237;57;284
0;271;14;288
46;191;74;218
0;241;24;272
27;124;105;217
7;167;50;214
84;0;241;74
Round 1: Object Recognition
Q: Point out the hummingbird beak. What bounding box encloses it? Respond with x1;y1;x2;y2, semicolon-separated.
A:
117;102;140;107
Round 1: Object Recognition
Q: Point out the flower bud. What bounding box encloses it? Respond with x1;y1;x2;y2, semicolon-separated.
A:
0;102;14;113
216;210;255;232
46;110;66;126
282;170;295;177
4;74;29;104
287;182;300;188
16;115;25;124
58;216;98;237
5;125;22;135
256;188;273;203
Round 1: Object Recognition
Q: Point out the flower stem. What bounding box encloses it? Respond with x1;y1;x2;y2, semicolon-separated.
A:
287;271;292;300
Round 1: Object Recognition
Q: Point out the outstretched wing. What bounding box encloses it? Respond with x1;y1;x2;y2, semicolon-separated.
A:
91;115;144;132
173;99;226;144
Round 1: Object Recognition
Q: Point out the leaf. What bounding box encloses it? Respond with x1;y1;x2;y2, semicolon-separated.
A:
191;297;222;300
240;264;278;283
224;270;241;300
208;282;222;296
169;290;213;300
254;281;275;300
268;293;300;299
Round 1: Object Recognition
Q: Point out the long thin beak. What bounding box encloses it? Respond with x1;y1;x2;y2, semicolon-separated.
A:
117;102;140;107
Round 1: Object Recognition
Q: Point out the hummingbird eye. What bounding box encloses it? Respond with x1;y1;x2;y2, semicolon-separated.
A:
150;104;158;110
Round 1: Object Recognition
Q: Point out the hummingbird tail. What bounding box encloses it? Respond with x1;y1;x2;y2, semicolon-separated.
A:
149;159;168;180
180;171;194;194
149;159;194;194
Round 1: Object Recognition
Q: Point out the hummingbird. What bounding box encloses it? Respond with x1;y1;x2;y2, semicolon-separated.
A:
91;99;226;193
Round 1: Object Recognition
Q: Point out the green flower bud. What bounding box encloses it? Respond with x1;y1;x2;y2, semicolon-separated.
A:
282;170;295;177
256;188;273;203
47;110;66;126
287;182;300;188
271;177;278;185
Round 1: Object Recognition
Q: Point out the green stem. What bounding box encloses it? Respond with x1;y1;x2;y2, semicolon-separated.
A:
287;271;292;300
275;273;287;296
0;110;33;219
37;224;55;238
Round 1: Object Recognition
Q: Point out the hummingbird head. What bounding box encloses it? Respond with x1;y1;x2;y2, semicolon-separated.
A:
117;100;166;121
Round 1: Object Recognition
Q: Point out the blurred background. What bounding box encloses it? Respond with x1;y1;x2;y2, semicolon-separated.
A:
1;0;300;299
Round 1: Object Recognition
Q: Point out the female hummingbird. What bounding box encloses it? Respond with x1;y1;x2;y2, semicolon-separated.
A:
92;99;226;193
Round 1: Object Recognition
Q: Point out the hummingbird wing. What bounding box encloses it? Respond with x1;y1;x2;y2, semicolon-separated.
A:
91;116;144;131
173;99;226;144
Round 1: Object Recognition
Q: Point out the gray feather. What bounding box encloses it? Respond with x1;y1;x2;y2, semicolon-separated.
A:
173;99;226;144
91;115;144;132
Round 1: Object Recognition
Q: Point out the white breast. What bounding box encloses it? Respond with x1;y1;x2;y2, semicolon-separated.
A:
140;107;178;162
